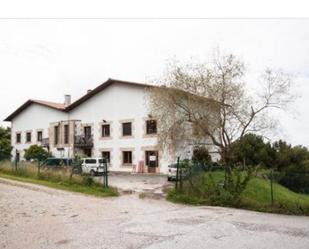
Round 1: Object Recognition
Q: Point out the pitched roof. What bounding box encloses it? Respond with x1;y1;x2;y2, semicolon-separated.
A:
65;78;151;111
4;99;65;121
4;78;152;121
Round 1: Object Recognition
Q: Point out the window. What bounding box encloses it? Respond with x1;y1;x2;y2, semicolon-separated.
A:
26;132;31;143
37;131;42;142
102;124;110;137
85;159;97;164
122;122;132;136
16;133;21;143
146;120;157;134
84;126;91;139
64;124;69;144
123;151;132;164
54;126;59;145
101;151;110;163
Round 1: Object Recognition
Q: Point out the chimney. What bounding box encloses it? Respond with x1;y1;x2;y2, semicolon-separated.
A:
87;89;92;94
64;94;71;106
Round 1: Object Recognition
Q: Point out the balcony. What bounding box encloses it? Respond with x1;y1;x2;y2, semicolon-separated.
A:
41;138;49;147
74;135;93;148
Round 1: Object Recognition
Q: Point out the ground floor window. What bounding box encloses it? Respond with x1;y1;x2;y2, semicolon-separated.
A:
122;151;132;164
101;151;110;163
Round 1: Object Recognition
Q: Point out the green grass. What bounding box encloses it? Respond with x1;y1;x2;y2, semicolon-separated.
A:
167;171;309;216
0;161;118;197
241;177;309;215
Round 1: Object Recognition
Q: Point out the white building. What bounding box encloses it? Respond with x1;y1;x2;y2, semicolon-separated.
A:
5;79;179;173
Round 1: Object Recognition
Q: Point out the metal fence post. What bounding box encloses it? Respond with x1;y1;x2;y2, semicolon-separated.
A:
105;160;108;188
15;149;18;171
175;157;180;191
179;160;183;191
270;169;274;206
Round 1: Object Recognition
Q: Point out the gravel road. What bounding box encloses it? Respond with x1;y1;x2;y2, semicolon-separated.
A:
1;178;309;249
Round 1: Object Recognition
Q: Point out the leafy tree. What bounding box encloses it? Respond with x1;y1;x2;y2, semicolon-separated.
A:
24;145;50;176
231;133;275;168
0;126;11;161
192;147;212;165
24;145;49;162
271;141;309;193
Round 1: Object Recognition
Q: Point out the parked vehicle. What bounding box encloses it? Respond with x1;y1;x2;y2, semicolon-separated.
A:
167;163;178;181
81;158;106;176
167;163;191;181
42;158;72;167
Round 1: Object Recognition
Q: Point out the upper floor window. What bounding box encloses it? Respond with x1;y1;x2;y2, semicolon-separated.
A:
146;120;157;134
84;126;91;139
122;122;132;136
64;124;69;144
16;133;21;143
26;132;31;143
37;131;43;142
102;124;110;137
54;126;59;145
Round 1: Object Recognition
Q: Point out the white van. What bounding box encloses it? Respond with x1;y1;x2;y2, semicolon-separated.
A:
81;158;106;176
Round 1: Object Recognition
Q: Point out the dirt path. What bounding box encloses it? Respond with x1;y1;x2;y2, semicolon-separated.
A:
1;178;309;249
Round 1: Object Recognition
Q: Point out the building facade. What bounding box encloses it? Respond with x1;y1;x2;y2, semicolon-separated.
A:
5;79;177;173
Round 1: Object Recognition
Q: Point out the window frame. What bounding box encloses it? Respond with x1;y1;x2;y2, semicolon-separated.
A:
26;132;32;143
101;151;111;163
122;122;132;136
64;124;69;144
16;133;21;144
101;124;110;138
54;126;59;145
37;131;43;143
122;151;132;165
146;120;157;135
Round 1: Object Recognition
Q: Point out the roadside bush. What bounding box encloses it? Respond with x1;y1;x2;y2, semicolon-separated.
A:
192;147;212;165
174;167;253;207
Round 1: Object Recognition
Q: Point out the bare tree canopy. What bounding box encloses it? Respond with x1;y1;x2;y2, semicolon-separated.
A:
147;52;295;164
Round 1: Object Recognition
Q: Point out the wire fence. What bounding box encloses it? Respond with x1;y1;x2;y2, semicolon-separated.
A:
173;157;309;206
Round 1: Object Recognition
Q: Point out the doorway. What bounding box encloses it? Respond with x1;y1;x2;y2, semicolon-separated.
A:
16;151;20;162
145;151;158;173
83;148;92;157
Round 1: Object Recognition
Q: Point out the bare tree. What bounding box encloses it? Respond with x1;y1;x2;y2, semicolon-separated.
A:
147;53;295;167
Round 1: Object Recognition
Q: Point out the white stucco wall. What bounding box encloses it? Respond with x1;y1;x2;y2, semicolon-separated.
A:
9;82;177;173
11;104;67;160
69;82;172;173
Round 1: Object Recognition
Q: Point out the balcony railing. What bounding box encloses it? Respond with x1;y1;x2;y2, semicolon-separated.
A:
74;135;93;148
41;138;49;147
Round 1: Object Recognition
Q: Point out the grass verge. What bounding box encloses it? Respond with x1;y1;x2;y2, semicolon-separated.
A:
167;171;309;216
0;162;118;197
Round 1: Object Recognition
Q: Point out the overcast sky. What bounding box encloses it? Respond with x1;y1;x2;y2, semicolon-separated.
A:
0;19;308;147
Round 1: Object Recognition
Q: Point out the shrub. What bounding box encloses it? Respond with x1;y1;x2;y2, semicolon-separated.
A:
24;145;50;162
192;147;212;165
175;167;253;207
